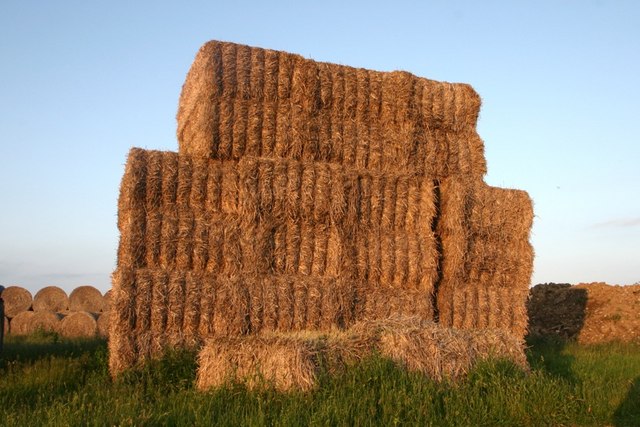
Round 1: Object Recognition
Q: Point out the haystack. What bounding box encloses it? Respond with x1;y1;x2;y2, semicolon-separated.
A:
196;317;527;392
8;311;35;335
69;285;105;313
59;311;98;338
109;40;534;377
33;286;69;312
1;286;33;318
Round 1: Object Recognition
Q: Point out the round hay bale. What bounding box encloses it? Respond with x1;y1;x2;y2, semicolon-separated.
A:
1;286;33;318
97;311;111;337
33;286;69;312
59;311;98;338
31;311;62;334
103;289;113;312
9;311;35;335
69;286;105;313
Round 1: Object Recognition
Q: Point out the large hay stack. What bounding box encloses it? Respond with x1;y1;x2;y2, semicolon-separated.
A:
109;40;534;379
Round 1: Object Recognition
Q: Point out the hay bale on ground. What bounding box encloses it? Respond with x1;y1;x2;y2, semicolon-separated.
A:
197;335;323;392
59;311;98;338
1;286;33;318
33;286;69;312
69;286;105;313
8;311;35;335
197;317;527;392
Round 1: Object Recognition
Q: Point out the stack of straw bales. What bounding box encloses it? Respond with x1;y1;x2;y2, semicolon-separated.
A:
109;40;534;380
1;285;110;337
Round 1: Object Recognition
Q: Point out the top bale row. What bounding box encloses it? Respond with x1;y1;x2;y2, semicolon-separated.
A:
177;40;486;176
0;285;111;318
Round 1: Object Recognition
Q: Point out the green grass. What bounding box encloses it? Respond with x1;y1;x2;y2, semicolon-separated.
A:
1;332;639;426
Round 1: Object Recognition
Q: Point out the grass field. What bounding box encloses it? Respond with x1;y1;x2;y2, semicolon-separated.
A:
1;332;639;426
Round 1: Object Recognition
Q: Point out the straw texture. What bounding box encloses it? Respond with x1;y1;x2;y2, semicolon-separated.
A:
196;317;526;391
110;40;534;377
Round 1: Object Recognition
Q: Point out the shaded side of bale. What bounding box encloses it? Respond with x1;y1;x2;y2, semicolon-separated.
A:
59;311;97;338
3;315;9;336
7;311;35;335
69;285;106;313
1;286;33;318
33;286;69;312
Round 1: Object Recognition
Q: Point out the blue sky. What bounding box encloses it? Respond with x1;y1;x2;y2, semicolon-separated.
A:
1;1;638;294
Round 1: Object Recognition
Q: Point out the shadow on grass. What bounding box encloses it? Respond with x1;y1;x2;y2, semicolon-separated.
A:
614;377;640;427
0;331;106;368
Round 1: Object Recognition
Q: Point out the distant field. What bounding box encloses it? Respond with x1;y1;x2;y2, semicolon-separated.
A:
0;333;639;426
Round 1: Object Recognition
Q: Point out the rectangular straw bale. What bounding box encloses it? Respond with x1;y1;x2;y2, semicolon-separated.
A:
197;335;323;392
298;222;315;276
192;216;209;271
198;274;217;337
293;278;309;330
317;63;333;160
160;152;179;269
276;275;295;330
367;71;383;170
134;269;153;361
342;67;358;166
436;179;533;339
144;151;163;267
311;223;329;276
212;276;250;336
183;271;203;347
206;213;224;273
167;271;186;347
117;148;148;268
329;65;345;164
274;52;294;158
293;58;321;161
260;49;279;156
354;68;371;169
150;269;169;355
177;40;483;175
108;268;137;376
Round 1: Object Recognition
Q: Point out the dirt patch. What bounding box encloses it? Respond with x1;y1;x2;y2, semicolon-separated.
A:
528;282;640;344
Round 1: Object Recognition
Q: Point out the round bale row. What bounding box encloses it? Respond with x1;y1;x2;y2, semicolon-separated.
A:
1;285;112;338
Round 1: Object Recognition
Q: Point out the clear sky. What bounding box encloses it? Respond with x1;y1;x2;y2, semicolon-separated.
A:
1;1;638;295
